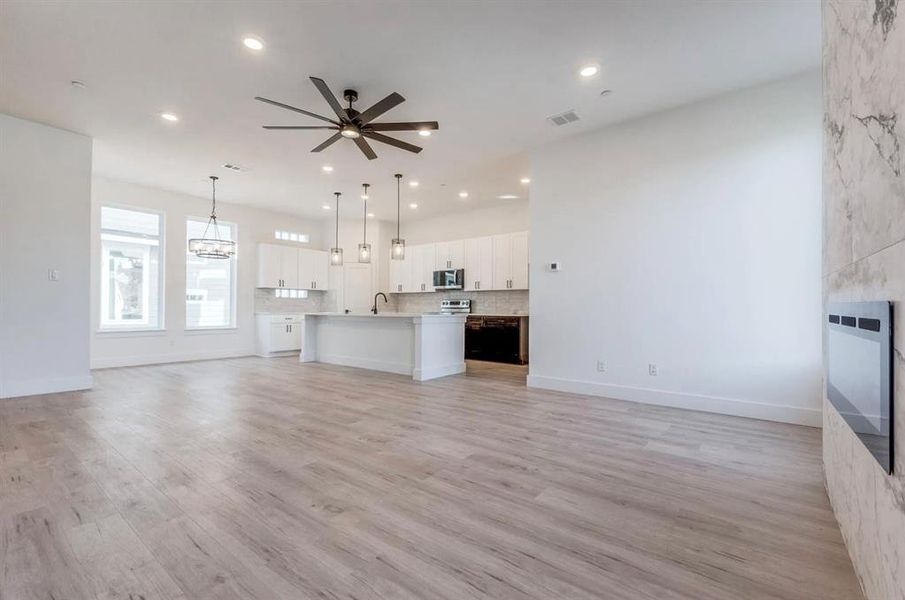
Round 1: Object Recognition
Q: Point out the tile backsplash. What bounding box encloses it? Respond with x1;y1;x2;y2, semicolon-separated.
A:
393;290;528;315
254;288;325;314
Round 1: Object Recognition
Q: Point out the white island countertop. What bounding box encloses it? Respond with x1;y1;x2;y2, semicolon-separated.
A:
300;312;466;381
303;312;459;319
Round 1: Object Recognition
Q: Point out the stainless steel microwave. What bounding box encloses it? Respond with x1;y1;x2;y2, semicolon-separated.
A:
432;269;464;290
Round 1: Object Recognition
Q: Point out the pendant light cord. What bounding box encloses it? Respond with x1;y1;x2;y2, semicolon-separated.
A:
362;184;369;243
395;174;402;238
201;175;221;241
334;192;341;248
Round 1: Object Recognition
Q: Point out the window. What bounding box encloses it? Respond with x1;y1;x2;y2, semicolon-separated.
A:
274;230;310;243
185;218;237;329
100;206;163;330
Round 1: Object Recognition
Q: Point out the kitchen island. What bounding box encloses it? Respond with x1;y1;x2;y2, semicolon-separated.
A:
300;313;467;381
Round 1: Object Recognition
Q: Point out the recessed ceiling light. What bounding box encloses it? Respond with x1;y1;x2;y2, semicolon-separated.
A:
367;212;375;218
322;165;333;172
322;204;331;210
70;80;86;89
243;37;264;51
520;178;531;184
409;181;419;188
160;112;179;122
418;129;431;137
579;65;599;78
498;194;518;199
458;191;468;198
409;203;418;209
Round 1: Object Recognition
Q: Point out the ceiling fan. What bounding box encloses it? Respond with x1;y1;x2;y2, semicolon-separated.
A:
256;77;439;160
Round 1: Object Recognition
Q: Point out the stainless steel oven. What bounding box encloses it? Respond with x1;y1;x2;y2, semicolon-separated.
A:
432;268;464;290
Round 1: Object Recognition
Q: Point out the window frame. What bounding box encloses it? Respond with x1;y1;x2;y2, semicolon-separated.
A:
98;203;166;333
184;216;238;331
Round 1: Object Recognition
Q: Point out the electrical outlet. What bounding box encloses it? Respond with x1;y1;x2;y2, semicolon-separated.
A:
47;269;60;281
648;363;658;376
596;360;607;373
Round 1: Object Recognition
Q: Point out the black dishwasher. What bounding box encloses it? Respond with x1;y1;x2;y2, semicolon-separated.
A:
465;316;523;364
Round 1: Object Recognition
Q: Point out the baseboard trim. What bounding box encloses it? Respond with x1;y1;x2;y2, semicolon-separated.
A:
1;374;94;399
526;375;821;427
414;362;467;381
91;349;252;369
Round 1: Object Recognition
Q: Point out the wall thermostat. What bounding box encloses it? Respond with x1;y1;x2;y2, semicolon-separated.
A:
548;262;561;272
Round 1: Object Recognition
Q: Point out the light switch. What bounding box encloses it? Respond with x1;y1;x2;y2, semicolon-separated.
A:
48;269;60;281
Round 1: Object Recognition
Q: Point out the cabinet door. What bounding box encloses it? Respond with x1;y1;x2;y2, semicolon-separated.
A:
287;323;302;350
434;242;449;270
281;246;299;288
312;251;329;290
270;323;294;352
297;249;314;290
389;255;412;293
447;240;466;270
465;237;494;291
257;244;283;288
410;245;426;292
492;234;512;290
510;232;529;290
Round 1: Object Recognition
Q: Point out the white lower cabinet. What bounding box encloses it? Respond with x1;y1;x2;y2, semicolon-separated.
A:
256;314;303;356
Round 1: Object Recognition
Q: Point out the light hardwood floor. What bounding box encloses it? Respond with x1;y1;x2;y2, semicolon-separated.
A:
0;357;861;600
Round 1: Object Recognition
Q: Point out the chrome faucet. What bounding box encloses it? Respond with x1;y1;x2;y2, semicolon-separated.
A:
371;292;388;314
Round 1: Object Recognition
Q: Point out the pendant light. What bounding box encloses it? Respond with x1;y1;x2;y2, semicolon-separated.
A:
391;173;405;260
358;183;371;263
189;176;235;259
330;192;343;266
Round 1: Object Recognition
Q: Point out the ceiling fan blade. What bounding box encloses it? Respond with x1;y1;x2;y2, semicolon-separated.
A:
263;125;338;130
354;92;405;126
255;96;338;125
366;121;439;132
309;77;348;123
362;131;422;154
311;132;343;152
353;136;378;160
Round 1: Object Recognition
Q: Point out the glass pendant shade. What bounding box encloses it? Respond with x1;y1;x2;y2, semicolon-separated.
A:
330;191;343;266
189;176;235;260
391;174;405;260
330;247;343;266
391;238;405;260
358;243;371;263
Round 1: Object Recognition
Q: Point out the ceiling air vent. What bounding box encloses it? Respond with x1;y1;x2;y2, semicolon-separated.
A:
222;163;247;172
547;109;580;127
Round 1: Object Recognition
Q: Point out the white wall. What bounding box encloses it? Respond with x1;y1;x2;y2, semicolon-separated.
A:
528;73;823;426
90;177;325;368
401;203;529;245
0;114;93;397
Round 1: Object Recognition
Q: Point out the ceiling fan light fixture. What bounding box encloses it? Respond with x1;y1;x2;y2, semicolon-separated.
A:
418;129;431;137
340;125;361;139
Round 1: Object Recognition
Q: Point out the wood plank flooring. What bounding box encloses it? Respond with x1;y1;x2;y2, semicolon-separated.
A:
0;357;862;599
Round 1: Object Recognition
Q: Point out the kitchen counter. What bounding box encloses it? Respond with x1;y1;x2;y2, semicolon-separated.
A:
300;312;466;381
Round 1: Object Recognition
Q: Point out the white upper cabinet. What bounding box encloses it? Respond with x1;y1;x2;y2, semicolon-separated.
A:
389;253;412;293
257;243;299;288
510;231;529;289
491;232;529;290
465;236;494;291
257;244;283;288
386;232;527;294
258;244;327;290
298;248;328;290
410;243;435;292
435;240;465;270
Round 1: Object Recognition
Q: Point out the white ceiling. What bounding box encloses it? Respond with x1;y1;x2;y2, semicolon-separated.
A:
0;1;820;221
